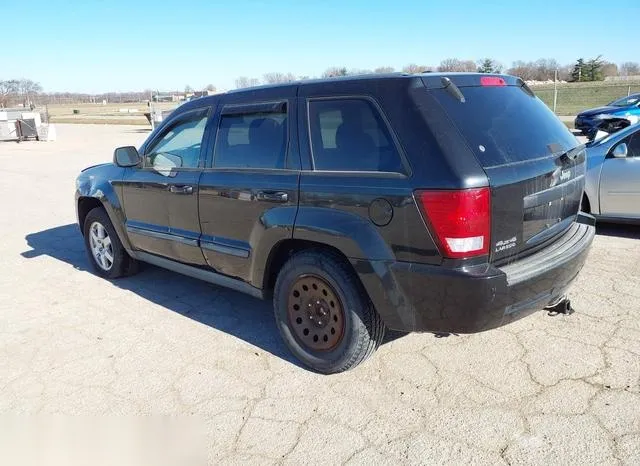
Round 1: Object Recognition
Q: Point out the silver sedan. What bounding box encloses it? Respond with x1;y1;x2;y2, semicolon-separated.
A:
583;123;640;223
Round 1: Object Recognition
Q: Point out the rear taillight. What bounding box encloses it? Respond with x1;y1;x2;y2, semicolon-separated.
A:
416;188;491;259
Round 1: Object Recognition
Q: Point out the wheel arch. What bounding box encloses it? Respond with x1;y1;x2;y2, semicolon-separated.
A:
262;239;356;292
76;194;134;253
77;197;104;234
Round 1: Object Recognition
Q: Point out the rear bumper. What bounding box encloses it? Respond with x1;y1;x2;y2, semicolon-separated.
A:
355;214;595;333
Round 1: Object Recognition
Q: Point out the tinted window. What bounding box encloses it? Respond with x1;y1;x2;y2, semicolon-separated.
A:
430;86;578;168
309;99;404;173
145;109;208;169
628;132;640;158
609;95;640;107
213;107;287;169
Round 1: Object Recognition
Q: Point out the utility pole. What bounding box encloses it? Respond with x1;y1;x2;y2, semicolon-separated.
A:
553;69;558;114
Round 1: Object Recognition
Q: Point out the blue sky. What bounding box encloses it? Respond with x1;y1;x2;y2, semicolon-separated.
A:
3;0;638;93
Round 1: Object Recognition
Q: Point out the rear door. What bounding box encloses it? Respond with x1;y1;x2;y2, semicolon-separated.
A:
296;90;433;264
423;76;585;263
599;130;640;218
121;107;211;265
198;89;300;284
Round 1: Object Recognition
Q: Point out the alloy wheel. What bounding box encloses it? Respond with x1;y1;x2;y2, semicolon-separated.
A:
89;221;114;271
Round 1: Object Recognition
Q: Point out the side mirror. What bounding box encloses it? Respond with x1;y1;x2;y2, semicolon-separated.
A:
114;146;141;167
612;143;628;158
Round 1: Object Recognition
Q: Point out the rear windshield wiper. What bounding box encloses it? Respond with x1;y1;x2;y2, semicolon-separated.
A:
517;78;535;97
441;77;465;103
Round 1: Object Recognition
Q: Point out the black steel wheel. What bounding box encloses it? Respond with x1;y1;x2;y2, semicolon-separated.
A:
287;274;345;352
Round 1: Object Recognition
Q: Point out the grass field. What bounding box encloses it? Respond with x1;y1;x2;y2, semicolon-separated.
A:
44;80;640;125
46;102;177;125
532;81;640;115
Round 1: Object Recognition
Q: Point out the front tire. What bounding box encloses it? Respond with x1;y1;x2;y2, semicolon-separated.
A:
83;207;138;279
273;249;385;374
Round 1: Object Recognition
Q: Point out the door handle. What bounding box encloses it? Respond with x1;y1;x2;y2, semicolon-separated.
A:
256;191;288;202
170;185;193;194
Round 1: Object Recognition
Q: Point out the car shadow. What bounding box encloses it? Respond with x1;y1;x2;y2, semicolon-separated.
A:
22;224;406;369
596;222;640;239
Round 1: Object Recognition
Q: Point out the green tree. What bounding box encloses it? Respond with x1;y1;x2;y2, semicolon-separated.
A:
584;55;604;81
570;58;585;82
477;58;502;74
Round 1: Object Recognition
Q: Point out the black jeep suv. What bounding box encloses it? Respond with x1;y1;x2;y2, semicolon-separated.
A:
75;73;595;373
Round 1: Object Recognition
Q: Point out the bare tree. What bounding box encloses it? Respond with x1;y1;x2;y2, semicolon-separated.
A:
16;78;42;96
402;64;431;74
0;78;41;107
204;84;217;91
184;85;193;93
620;62;640;76
322;67;348;78
347;69;373;75
235;76;260;88
507;58;560;81
557;64;574;82
263;72;296;84
533;58;560;80
601;62;618;78
0;80;19;107
374;66;395;73
437;59;476;72
507;61;535;80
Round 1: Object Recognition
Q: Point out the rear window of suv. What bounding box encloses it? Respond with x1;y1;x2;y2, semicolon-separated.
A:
429;85;578;168
309;98;405;174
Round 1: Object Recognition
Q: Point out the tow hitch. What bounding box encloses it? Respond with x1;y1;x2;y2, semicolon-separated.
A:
544;296;573;316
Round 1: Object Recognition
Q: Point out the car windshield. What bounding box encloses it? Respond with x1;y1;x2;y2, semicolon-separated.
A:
608;95;640;107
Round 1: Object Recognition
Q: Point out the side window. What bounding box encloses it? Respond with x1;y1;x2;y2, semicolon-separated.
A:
627;133;640;158
145;109;208;170
213;105;287;169
309;99;404;173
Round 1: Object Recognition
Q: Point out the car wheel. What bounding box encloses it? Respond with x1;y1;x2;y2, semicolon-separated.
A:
83;207;138;279
273;249;385;374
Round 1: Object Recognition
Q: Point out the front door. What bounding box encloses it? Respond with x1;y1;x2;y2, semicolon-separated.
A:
121;107;211;265
599;130;640;218
198;92;300;285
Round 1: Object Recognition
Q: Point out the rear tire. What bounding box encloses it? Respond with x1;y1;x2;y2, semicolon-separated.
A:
273;249;385;374
83;207;138;279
